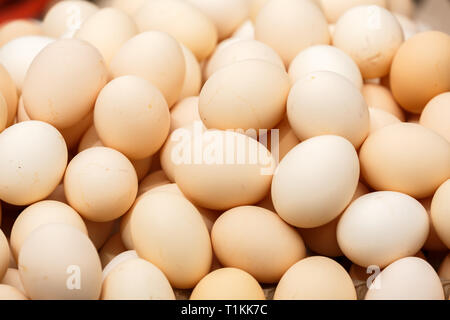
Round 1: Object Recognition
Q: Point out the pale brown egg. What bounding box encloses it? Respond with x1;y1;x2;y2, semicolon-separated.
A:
368;108;401;134
0;229;9;281
231;20;255;40
431;180;450;249
170;97;201;134
439;254;450;280
179;45;202;100
0;20;43;47
84;219;115;250
390;31;450;114
319;0;387;23
0;284;28;300
105;0;146;15
0;268;26;296
387;0;414;18
248;0;269;22
137;170;170;196
102;250;138;280
99;234;126;268
272;116;300;161
420;198;447;252
365;257;445;300
274;256;357;300
131;157;153;182
78;125;103;153
420;92;450;142
0;94;6;132
0;121;68;206
0;64;18;126
190;268;266;300
19;224;102;300
362;84;405;120
360;123;450;199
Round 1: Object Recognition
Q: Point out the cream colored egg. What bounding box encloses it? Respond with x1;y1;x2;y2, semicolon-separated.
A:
0;121;67;206
23;39;109;129
420;92;450;142
191;268;265;300
19;224;102;300
200;59;289;132
333;5;404;79
106;0;146;15
338;192;429;268
0;230;9;281
102;258;175;300
420;198;447;252
42;0;99;38
132;157;153;182
170;97;201;133
75;8;137;65
0;269;26;296
368;108;401;134
431;180;450;249
174;129;274;211
102;250;138;280
110;31;185;107
249;0;269;22
289;45;363;89
78;125;103;152
84;219;115;250
0;284;28;300
10;200;87;260
232;20;255;40
64;147;138;222
273;116;300;161
0;64;18;126
94;76;170;160
205;39;285;79
130;192;212;289
287;71;369;148
388;0;414;18
134;0;218;61
362;84;405;120
179;45;202;100
138;170;170;197
365;257;444;300
272;135;360;228
254;0;330;66
0;94;6;132
0;20;43;47
212;206;306;283
319;0;387;23
439;254;450;280
99;234;126;268
360;123;450;199
274;256;357;300
46;184;66;203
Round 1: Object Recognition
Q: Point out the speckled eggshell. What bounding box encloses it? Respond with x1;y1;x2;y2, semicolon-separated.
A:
420;92;450;142
431;180;450;249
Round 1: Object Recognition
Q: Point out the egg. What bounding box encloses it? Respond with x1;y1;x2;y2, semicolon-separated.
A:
0;36;54;93
46;184;66;203
360;123;450;199
272;116;301;161
200;59;289;132
333;5;404;79
64;147;138;222
130;192;212;289
287;71;370;148
18;224;102;300
439;254;450;280
319;0;387;23
134;0;218;61
94;75;170;160
272;135;360;228
0;20;43;47
420;92;450;142
22;39;109;129
42;0;99;38
212;206;306;283
0;121;67;206
365;257;445;300
102;250;138;280
0;285;28;300
131;157;153;182
75;8;137;65
173;129;274;210
179;45;202;100
0;269;26;296
254;0;330;65
431;180;450;249
368;108;401;133
337;191;429;268
248;0;270;22
362;84;405;121
390;31;450;114
102;258;175;300
84;219;115;250
289;45;363;90
137;170;170;197
10;200;87;260
205;39;285;79
232;20;255;40
420;198;447;252
110;31;185;107
170;97;202;134
190;268;266;300
0;94;6;132
274;256;357;300
105;0;146;15
0;229;9;280
99;234;126;268
387;0;414;18
0;64;18;126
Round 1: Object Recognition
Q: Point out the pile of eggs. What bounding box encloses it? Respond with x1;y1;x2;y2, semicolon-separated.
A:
0;0;449;300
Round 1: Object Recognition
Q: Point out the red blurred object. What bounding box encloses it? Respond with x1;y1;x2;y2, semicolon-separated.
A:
0;0;51;25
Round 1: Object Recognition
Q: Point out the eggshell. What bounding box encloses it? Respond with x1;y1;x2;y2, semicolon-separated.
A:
205;39;285;79
272;135;360;228
439;254;450;280
170;97;201;134
0;94;6;132
84;219;115;250
102;258;175;300
0;36;54;93
319;0;387;23
102;250;138;280
390;31;450;114
0;269;26;296
362;84;405;120
10;200;87;260
333;5;404;79
0;121;68;206
78;125;103;152
110;31;185;107
18;224;102;300
420;92;450;142
338;191;429;268
22;39;109;129
273;116;300;161
106;0;146;15
64;147;138;222
179;45;202;100
368;108;401;133
420;198;447;252
365;257;445;300
431;180;450;249
173;129;274;211
289;45;363;89
254;0;330;65
99;234;126;268
137;170;170;196
130;192;212;289
131;157;153;182
200;59;289;131
0;230;9;280
232;20;255;40
0;20;43;47
94;76;170;160
0;284;28;300
387;0;414;18
360;123;450;199
249;0;270;21
134;0;218;61
287;71;369;148
75;8;137;65
212;206;306;283
274;256;357;300
0;64;18;126
42;0;99;38
190;268;265;300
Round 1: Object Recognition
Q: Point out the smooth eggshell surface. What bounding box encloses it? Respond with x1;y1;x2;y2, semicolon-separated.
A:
319;0;387;23
0;64;18;126
0;230;9;281
431;180;450;249
362;84;405;121
420;92;450;142
99;233;126;268
0;284;28;300
0;20;43;47
170;97;201;134
368;108;401;134
179;45;202;100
